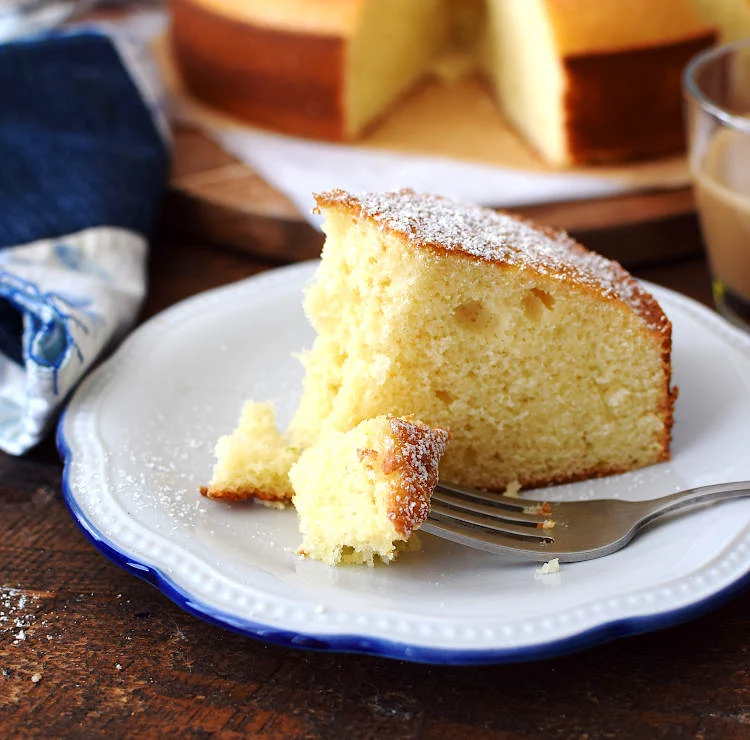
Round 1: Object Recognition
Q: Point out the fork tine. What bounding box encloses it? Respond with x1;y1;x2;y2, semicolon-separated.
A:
429;500;555;541
422;513;554;558
435;482;531;511
427;479;750;562
424;480;558;558
431;487;551;526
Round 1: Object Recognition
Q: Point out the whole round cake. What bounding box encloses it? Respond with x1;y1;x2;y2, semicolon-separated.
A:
171;0;717;165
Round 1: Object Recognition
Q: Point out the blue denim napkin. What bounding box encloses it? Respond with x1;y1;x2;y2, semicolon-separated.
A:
0;28;169;454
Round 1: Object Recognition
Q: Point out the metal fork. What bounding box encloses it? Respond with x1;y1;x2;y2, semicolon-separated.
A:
421;480;750;562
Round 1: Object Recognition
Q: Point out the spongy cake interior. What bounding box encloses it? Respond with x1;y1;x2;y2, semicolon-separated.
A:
287;199;672;491
205;401;297;502
290;415;447;566
482;0;566;165
346;0;448;136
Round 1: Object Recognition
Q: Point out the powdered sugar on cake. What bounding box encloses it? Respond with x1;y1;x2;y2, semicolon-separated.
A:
382;416;449;537
315;189;669;333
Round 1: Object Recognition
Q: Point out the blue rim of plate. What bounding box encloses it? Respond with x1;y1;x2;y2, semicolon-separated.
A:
56;410;750;665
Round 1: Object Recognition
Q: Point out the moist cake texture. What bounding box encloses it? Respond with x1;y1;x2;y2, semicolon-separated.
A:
287;188;676;491
290;415;449;566
201;401;297;504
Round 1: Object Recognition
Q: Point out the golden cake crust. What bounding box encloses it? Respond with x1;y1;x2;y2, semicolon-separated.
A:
180;0;364;35
171;0;348;140
314;189;669;332
560;33;714;164
542;0;713;55
200;484;290;503
379;417;450;537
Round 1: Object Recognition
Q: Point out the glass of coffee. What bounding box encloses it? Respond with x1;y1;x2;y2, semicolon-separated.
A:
684;40;750;331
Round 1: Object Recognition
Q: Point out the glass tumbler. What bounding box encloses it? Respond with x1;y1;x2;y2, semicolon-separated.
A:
684;39;750;331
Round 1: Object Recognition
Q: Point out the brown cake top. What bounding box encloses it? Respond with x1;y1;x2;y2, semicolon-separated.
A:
381;417;449;538
314;188;671;335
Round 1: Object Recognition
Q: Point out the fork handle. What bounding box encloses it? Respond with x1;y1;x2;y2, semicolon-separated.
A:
639;481;750;523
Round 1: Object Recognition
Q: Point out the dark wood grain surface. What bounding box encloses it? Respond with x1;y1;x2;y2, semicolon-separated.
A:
2;216;748;739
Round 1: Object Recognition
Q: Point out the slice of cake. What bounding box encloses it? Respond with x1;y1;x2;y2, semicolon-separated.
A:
287;188;677;492
289;415;450;566
201;400;297;504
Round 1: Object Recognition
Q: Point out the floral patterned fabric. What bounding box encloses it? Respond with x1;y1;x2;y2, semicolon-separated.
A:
0;29;169;453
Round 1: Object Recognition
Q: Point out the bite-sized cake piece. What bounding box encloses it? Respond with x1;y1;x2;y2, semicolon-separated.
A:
290;415;449;566
288;188;676;492
201;401;297;505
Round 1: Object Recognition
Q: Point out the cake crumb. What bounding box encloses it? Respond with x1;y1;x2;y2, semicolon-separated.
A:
536;558;560;575
524;501;553;516
30;673;41;683
503;480;521;498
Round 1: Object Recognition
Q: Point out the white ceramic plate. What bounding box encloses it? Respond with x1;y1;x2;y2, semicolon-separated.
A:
58;261;750;664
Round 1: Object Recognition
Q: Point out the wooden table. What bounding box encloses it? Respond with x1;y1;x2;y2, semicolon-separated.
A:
3;214;749;738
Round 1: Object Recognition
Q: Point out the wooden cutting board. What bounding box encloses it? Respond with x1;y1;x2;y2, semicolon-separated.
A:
164;123;700;268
